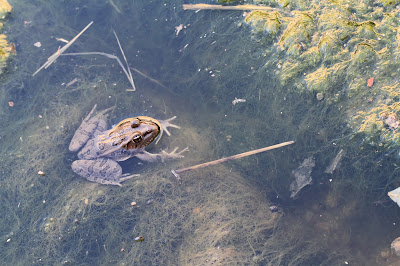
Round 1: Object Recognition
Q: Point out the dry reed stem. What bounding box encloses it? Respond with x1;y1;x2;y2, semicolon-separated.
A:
171;140;295;181
61;30;136;91
130;67;168;90
33;21;94;76
183;4;274;11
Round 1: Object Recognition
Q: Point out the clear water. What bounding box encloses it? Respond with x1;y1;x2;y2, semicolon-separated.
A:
1;0;400;265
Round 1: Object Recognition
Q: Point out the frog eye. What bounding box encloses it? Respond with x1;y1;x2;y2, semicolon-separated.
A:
130;119;140;128
132;133;143;143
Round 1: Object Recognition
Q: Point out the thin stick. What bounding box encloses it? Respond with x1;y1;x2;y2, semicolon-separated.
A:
183;4;274;11
130;67;168;89
109;0;122;13
62;32;136;91
171;140;294;181
33;21;94;76
62;51;135;91
113;30;135;91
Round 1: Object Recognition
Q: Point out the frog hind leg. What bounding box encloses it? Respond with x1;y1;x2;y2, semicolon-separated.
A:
71;158;137;186
69;105;114;152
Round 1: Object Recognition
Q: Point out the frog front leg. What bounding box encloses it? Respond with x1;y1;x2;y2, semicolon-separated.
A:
135;147;189;163
71;158;139;186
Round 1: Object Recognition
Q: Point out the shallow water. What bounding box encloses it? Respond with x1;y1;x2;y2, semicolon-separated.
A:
1;0;400;265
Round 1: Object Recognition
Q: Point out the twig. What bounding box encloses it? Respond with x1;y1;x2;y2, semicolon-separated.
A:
130;67;168;89
171;140;295;180
183;4;274;11
62;32;136;91
63;51;136;91
66;77;79;87
113;30;135;91
33;21;93;76
109;0;122;13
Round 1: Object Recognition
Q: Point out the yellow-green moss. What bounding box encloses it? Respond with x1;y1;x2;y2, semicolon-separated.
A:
0;0;11;18
0;0;12;74
278;12;315;51
244;10;282;35
243;0;400;148
304;62;347;93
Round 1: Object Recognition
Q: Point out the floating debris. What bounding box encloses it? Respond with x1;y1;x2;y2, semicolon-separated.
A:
130;201;137;206
388;187;400;208
269;206;279;212
175;24;183;36
316;92;324;101
56;38;69;43
37;170;45;176
324;149;345;174
367;77;374;87
290;157;315;198
8;101;13;107
232;97;246;105
135;236;145;242
383;113;400;130
34;41;41;47
391;237;400;256
146;199;154;205
178;43;189;52
66;78;79;87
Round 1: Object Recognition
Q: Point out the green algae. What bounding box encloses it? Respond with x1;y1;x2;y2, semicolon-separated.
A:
244;10;282;36
244;0;400;150
0;0;12;74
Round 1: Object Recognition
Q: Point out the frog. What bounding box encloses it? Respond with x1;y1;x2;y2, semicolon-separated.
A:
69;104;188;186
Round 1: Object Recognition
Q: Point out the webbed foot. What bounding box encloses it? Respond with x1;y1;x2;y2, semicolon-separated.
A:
156;116;181;144
135;147;189;162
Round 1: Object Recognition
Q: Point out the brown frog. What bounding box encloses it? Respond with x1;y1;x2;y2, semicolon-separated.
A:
69;105;187;186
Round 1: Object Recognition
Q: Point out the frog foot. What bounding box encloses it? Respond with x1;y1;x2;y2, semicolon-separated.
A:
160;146;189;162
156;116;181;144
136;147;189;162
